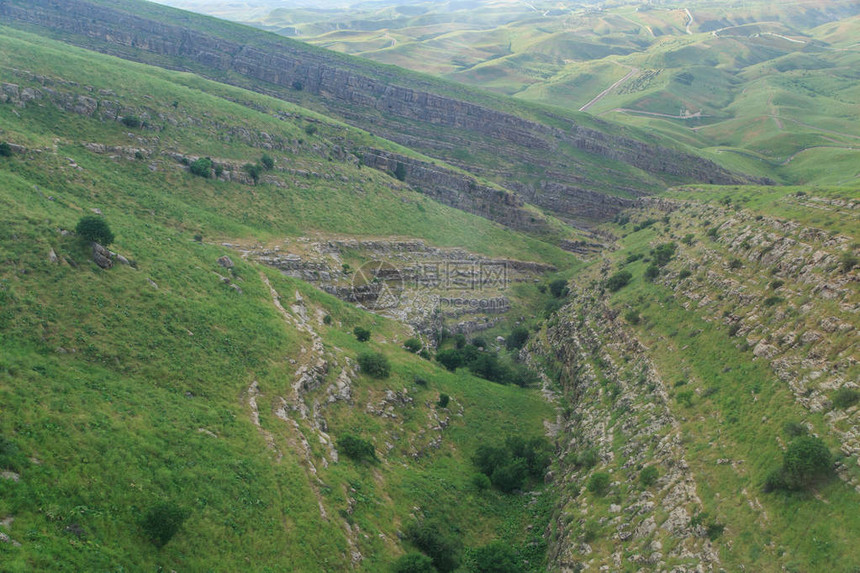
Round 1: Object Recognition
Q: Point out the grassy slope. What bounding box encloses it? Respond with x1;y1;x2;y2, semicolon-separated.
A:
0;29;560;571
580;185;859;571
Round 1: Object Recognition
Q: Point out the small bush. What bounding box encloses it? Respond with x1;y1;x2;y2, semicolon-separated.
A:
676;390;694;407
506;327;529;350
548;278;569;298
640;466;659;487
783;421;807;437
404;338;422;353
471;541;522;573
437;394;450;408
832;387;859;410
576;448;599;469
587;472;611;496
471;472;491;491
121;115;142;128
392;553;436;573
651;242;677;266
189;157;213;178
770;279;784;290
406;521;460;573
141;502;189;548
338;434;377;462
0;142;12;157
624;310;640;325
304;124;317;136
841;252;858;273
354;327;371;342
394;162;407;181
728;258;743;270
323;315;332;325
681;233;695;246
605;270;632;292
243;162;262;183
678;269;692;280
414;376;428;387
75;215;115;245
763;296;783;307
644;264;660;281
260;153;274;170
357;351;390;378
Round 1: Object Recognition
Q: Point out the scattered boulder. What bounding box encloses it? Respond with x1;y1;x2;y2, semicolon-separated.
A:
217;255;234;269
91;242;113;269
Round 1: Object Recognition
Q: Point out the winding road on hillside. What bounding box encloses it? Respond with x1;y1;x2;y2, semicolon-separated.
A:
684;8;694;34
579;66;639;112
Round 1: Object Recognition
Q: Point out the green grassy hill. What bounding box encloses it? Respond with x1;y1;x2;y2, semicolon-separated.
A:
0;28;568;571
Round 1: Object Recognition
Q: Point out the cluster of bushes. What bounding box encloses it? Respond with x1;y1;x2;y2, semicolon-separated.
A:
605;270;632;292
473;436;551;493
403;520;461;572
243;153;276;184
436;343;534;386
764;435;834;492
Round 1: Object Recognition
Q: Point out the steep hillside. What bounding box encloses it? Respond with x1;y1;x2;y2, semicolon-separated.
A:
0;29;568;571
0;0;759;228
529;186;859;571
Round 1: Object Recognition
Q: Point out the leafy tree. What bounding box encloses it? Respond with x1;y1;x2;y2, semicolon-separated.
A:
75;215;115;245
0;142;12;157
471;541;522;573
605;270;632;292
404;338;422;353
189;157;213;178
338;434;377;462
548;278;569;298
141;502;189;548
587;472;611;496
506;327;529;351
765;435;834;492
354;326;371;342
260;153;275;170
437;394;450;408
357;351;390;378
406;521;461;573
393;553;437;573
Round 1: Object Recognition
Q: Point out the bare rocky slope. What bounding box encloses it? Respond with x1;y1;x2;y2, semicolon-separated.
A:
0;0;762;227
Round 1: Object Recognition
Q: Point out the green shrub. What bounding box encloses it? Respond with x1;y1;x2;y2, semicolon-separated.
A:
357;351;390;378
770;279;784;290
243;162;262;183
506;327;529;350
471;540;522;573
676;390;694;407
404;338;422;353
338;434;377;462
624;310;640;325
304;124;317;136
75;215;115;245
394;162;407;181
640;466;659;487
471;472;491;491
763;296;783;307
681;233;695;246
605;270;632;292
841;252;858;273
651;242;677;266
587;472;611;496
189;157;213;178
437;394;450;408
392;553;436;573
765;435;834;492
576;448;599;469
141;502;189;548
354;326;371;342
260;153;274;170
436;349;463;371
323;315;332;325
491;458;528;493
121;115;142;128
832;387;859;409
728;258;743;270
406;521;460;573
0;142;12;157
644;264;660;281
548;278;569;298
0;436;27;472
678;269;692;280
783;421;807;437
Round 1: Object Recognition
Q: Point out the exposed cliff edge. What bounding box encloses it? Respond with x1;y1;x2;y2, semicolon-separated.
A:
0;0;762;225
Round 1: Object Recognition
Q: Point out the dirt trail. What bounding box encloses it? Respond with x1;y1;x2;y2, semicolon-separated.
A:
579;67;639;112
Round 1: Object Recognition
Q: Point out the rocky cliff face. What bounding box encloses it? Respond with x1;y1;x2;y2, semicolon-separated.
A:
0;0;760;225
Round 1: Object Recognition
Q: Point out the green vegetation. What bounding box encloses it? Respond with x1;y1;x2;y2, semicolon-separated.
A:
832;388;859;410
405;520;461;573
338;434;377;462
354;326;372;342
0;142;12;157
765;436;834;492
189;157;213;178
357;351;391;378
473;436;551;493
392;553;436;573
586;473;611;496
75;215;115;245
605;270;632;292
